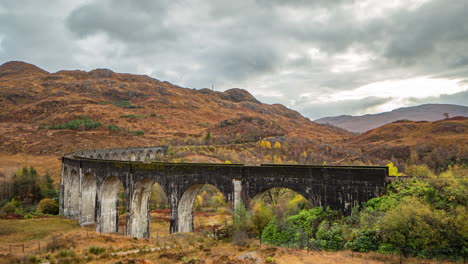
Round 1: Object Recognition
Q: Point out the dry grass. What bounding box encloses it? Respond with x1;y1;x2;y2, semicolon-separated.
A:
0;214;461;264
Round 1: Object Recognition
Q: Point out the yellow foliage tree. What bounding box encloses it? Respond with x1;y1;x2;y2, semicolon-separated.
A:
273;155;283;164
387;162;402;176
274;142;281;149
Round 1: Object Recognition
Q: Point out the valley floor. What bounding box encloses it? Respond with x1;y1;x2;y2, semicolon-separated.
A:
0;212;460;264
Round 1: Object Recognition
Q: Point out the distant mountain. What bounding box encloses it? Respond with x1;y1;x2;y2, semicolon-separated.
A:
314;104;468;133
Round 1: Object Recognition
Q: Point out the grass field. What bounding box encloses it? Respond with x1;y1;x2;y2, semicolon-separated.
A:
0;215;461;264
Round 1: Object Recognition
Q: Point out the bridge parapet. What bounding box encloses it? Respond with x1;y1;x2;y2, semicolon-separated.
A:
64;146;167;161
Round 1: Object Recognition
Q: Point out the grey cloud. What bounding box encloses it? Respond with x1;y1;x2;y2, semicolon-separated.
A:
408;90;468;107
66;0;176;42
297;96;392;120
0;0;467;119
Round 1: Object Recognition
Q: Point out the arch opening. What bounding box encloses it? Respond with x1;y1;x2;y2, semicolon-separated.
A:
99;176;125;233
104;153;110;160
121;152;127;161
148;182;169;236
177;184;228;233
129;152;136;161
249;187;312;240
80;172;97;225
251;187;311;217
155;149;162;157
145;150;154;161
112;153;119;160
97;154;103;159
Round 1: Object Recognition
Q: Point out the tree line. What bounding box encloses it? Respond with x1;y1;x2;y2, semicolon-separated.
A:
0;166;59;217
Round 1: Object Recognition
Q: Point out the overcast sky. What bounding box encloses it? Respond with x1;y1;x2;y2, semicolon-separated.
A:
1;0;467;119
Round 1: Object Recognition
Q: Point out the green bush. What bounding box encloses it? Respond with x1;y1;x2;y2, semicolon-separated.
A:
37;198;59;215
312;221;345;251
108;124;120;132
345;230;379;252
89;246;106;255
1;200;18;213
132;130;144;136
119;114;147;118
24;213;33;219
113;100;143;109
49;117;102;130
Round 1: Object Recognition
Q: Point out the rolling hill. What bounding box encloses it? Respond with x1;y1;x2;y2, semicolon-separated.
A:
315;104;468;133
0;61;351;156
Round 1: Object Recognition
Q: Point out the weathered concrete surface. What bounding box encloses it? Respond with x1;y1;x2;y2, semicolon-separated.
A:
60;146;387;238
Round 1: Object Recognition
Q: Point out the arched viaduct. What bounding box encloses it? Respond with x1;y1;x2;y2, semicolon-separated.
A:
60;146;388;238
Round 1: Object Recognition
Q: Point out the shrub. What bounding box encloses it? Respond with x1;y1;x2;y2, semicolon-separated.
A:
89;246;106;255
345;230;379;252
405;164;434;178
132;130;144;136
312;221;346;251
108;124;120;132
1;201;18;213
113;100;143;109
49;117;102;130
119;114;146;118
24;213;33;219
37;198;59;215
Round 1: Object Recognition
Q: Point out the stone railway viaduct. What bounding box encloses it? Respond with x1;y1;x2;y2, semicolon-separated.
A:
60;146;388;238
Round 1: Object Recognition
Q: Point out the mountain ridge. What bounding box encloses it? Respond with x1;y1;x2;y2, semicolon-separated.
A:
0;61;350;156
315;104;468;133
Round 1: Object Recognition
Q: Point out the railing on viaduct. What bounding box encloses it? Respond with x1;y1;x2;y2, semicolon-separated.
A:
60;146;388;238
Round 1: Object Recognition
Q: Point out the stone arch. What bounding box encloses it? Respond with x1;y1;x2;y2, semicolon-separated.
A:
81;172;97;225
127;179;154;238
136;152;143;162
97;154;103;159
67;169;80;219
98;176;123;233
155;149;162;157
112;153;119;160
121;152;127;161
250;186;314;211
89;155;94;159
104;153;110;160
177;184;227;233
145;150;154;161
129;152;136;161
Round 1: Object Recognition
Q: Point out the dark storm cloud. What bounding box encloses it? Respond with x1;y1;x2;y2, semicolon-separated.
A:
66;0;178;42
380;0;468;68
0;0;467;119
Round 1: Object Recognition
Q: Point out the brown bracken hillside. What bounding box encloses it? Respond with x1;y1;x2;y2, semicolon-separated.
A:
0;61;351;156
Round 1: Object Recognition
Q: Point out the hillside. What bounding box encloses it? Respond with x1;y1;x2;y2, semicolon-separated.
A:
0;61;351;157
1;61;466;178
315;104;468;133
348;117;468;169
